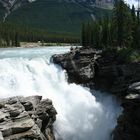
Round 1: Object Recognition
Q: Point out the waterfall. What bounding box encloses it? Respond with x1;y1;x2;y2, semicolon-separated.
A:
0;47;121;140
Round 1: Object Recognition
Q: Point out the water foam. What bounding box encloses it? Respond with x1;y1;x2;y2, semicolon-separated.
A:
0;47;121;140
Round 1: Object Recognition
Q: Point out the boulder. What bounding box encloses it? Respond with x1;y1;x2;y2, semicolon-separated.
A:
0;96;57;140
52;47;100;84
113;92;140;140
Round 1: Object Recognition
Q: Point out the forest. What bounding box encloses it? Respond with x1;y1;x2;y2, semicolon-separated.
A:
0;22;79;47
82;0;140;49
0;0;139;48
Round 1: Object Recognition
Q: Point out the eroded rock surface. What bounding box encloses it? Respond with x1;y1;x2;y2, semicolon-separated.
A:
95;51;140;96
0;96;57;140
113;87;140;140
53;47;100;84
52;47;140;96
52;47;140;140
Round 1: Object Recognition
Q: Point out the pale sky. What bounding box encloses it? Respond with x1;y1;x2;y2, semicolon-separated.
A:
126;0;139;8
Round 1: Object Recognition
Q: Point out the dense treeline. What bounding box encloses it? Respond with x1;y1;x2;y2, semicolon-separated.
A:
82;0;140;49
0;22;79;47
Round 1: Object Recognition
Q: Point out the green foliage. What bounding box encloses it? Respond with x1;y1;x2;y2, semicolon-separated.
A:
1;0;112;35
81;18;114;49
113;0;133;47
0;0;112;46
81;0;140;50
0;22;79;47
102;47;140;63
129;51;140;62
116;48;133;63
116;48;140;63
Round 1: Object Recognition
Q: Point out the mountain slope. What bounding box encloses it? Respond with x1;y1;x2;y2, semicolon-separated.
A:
1;0;112;35
0;2;5;20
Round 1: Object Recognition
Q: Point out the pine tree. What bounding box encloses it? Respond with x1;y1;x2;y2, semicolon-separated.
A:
101;18;110;48
137;10;140;25
131;5;136;21
131;5;138;48
113;0;125;47
15;32;20;47
86;23;92;47
81;23;86;47
113;0;133;48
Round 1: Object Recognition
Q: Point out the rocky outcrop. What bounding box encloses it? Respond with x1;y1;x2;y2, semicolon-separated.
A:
52;47;140;96
53;47;100;85
113;84;140;140
95;53;140;96
52;47;140;140
0;95;57;140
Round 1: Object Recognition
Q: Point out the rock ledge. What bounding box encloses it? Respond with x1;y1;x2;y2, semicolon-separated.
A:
52;47;140;140
0;96;57;140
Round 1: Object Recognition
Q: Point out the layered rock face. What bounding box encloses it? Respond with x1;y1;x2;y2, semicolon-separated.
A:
53;47;100;85
0;96;57;140
52;47;140;140
95;51;140;96
53;47;140;96
113;85;140;140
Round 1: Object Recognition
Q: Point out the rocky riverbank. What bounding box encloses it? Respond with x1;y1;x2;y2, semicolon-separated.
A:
0;96;57;140
53;47;140;96
52;47;140;140
113;83;140;140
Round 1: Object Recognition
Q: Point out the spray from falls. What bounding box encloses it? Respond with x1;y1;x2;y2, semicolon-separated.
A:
0;47;121;140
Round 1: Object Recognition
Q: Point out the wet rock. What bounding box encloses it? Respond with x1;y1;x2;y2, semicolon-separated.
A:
95;63;140;96
52;47;99;84
52;47;140;140
113;85;140;140
0;96;57;140
128;82;140;94
52;47;140;95
36;99;57;135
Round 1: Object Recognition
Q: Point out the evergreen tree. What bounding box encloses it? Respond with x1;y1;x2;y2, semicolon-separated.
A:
81;0;139;49
113;0;133;47
86;23;92;47
131;5;136;21
137;10;140;25
81;23;86;47
102;18;110;48
15;32;20;47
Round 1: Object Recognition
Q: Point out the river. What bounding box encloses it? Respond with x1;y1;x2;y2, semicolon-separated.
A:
0;46;121;140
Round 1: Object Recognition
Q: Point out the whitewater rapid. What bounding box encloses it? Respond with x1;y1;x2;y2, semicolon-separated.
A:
0;47;121;140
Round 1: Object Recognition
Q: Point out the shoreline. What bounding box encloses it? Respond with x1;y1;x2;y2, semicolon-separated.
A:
0;42;80;49
20;42;80;48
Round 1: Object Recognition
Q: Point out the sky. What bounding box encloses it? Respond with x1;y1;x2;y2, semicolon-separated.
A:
126;0;139;8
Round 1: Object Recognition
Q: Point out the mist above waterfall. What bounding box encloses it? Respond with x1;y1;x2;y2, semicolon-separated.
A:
0;47;121;140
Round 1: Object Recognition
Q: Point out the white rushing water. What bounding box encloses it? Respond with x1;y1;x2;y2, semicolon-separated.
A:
0;46;121;140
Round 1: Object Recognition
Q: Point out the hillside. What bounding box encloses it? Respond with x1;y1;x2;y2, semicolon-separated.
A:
0;0;112;35
0;3;5;20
